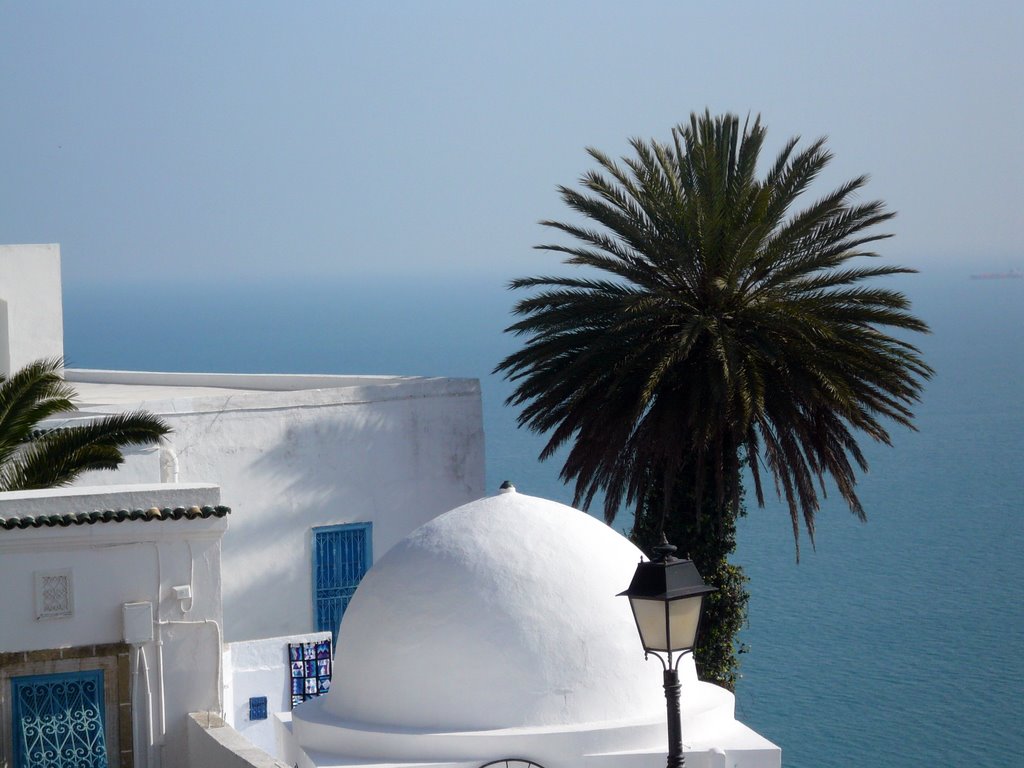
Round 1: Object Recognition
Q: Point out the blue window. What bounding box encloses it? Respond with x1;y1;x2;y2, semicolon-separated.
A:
11;669;108;768
313;522;372;645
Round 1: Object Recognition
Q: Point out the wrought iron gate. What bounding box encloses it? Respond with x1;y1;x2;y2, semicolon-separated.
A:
313;522;372;645
11;669;108;768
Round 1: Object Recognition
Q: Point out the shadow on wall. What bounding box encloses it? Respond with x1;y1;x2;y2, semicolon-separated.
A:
214;397;481;643
218;410;397;598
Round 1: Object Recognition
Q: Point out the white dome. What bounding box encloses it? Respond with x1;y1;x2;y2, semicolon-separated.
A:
321;488;697;731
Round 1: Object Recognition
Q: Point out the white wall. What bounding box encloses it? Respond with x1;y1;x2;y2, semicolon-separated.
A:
223;631;331;757
0;243;64;376
0;483;227;768
62;371;486;643
187;712;288;768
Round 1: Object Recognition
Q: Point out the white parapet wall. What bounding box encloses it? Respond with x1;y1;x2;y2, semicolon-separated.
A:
223;631;333;757
187;712;289;768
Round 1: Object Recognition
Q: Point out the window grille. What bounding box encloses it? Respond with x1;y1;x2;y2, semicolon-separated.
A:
33;569;73;620
313;523;372;645
11;669;108;768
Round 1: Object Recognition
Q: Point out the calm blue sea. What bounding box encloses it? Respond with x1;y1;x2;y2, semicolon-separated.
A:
64;267;1022;767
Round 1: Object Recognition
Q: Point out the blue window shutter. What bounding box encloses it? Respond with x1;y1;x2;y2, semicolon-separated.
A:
12;669;109;768
313;522;372;645
248;696;268;720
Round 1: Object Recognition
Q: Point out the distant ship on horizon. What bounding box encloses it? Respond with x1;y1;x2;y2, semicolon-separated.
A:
969;269;1022;280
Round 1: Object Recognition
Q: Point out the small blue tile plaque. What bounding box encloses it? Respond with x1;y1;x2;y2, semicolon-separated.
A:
249;696;268;721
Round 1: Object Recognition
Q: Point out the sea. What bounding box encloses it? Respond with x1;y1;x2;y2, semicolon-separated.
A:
63;266;1022;768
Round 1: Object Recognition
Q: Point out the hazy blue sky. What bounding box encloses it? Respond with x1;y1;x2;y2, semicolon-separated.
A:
2;1;1021;287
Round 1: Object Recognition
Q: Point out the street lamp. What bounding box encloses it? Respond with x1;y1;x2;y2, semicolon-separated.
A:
619;539;716;768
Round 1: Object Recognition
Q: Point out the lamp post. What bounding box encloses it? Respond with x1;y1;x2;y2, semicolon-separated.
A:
619;539;715;768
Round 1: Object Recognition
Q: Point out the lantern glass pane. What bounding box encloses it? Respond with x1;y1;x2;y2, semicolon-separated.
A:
666;595;704;652
629;594;705;652
629;597;670;652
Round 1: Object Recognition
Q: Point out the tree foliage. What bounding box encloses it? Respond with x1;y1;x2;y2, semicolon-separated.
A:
497;111;933;686
632;468;748;689
0;358;171;491
497;111;932;558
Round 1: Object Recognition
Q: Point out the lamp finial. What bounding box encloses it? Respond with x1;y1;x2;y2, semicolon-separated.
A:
652;534;677;563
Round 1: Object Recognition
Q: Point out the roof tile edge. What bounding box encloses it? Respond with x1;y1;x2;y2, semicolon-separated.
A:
0;505;231;530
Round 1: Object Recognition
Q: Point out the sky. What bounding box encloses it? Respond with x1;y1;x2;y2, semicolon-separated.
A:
1;1;1022;289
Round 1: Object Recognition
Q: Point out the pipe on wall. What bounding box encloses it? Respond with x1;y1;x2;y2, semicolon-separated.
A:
131;645;155;768
159;446;179;483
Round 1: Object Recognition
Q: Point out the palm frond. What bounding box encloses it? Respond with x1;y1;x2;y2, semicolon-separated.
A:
0;360;172;492
495;111;932;555
0;357;76;465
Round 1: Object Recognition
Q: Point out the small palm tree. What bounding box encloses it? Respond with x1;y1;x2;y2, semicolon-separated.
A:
497;111;933;555
0;358;170;492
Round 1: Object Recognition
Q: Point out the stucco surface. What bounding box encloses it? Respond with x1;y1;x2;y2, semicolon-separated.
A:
188;712;289;768
56;370;486;643
323;489;677;731
224;631;333;756
291;490;780;767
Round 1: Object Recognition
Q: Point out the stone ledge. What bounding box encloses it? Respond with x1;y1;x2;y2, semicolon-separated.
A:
188;711;290;768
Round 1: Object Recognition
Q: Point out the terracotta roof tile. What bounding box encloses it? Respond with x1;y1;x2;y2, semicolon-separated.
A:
0;505;230;530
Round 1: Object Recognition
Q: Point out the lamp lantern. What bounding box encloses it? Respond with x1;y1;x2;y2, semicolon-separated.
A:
619;539;715;768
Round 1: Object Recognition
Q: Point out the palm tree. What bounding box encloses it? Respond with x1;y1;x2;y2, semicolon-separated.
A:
497;110;932;555
0;358;170;491
497;112;932;686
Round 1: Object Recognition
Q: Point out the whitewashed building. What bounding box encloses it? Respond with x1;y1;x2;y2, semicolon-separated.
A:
0;244;780;768
1;250;486;649
1;244;486;760
0;483;228;768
